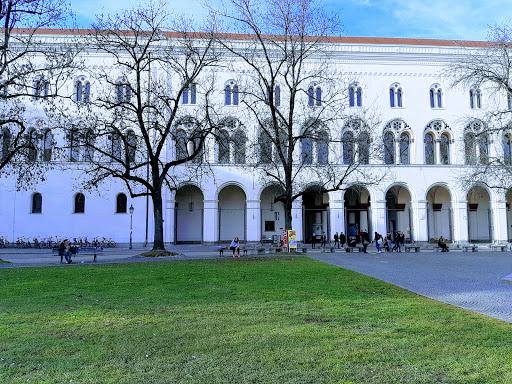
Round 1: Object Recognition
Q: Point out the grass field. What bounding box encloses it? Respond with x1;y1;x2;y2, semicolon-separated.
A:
1;256;512;383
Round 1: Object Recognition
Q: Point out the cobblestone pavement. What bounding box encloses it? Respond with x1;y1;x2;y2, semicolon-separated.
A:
309;251;512;324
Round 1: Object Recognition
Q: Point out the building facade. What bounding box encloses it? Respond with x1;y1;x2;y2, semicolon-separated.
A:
1;32;511;245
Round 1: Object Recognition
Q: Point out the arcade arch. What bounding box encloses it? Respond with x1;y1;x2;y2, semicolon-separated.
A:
386;185;412;240
426;185;452;242
467;186;492;242
175;185;204;243
260;185;286;242
218;185;246;242
302;186;329;244
344;186;371;243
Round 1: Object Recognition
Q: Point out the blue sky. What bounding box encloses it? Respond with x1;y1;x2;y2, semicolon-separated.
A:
69;0;511;41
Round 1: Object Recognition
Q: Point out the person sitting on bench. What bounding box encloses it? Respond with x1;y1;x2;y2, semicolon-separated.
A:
230;237;240;258
438;236;449;252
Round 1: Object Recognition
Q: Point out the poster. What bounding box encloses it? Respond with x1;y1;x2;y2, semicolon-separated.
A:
282;229;288;249
288;230;297;249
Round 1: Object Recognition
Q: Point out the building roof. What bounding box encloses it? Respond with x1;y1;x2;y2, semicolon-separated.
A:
14;28;489;48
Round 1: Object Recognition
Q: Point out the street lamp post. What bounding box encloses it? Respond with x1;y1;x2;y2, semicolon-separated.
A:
129;204;134;250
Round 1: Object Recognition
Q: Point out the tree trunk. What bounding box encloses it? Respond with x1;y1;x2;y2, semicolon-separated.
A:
284;199;293;231
152;188;166;250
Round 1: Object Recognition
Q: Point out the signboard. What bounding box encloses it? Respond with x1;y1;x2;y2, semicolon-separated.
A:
282;229;288;249
288;230;297;249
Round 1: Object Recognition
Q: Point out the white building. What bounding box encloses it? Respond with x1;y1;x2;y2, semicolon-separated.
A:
1;31;511;246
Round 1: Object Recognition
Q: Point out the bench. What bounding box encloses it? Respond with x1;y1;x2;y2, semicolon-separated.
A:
217;247;225;256
462;245;478;252
322;246;335;253
404;245;421;253
491;244;507;252
242;247;266;256
345;247;360;253
270;247;283;253
53;246;103;262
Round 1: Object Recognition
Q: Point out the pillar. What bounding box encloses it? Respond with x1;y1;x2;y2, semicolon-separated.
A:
452;199;468;243
165;190;176;244
246;199;261;242
291;197;303;242
203;199;218;243
412;199;428;242
329;191;344;241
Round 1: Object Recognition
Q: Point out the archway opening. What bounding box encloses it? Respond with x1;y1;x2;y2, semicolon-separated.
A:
175;185;204;244
467;186;491;242
426;185;452;242
218;185;246;242
386;185;412;241
302;186;329;244
344;186;371;243
260;185;285;243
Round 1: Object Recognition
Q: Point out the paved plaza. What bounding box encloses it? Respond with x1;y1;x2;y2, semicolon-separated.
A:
2;245;512;323
310;250;512;324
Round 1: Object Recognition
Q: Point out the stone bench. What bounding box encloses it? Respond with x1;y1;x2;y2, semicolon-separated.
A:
491;244;507;252
404;245;421;253
462;245;478;252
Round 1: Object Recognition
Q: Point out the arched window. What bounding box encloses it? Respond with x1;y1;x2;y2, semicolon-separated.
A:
32;193;42;214
116;193;127;213
183;83;196;105
69;128;80;162
1;127;11;161
33;77;49;98
465;121;487;164
111;132;122;161
349;84;362;107
342;131;354;164
383;132;395;164
175;129;188;160
233;130;247;164
440;133;450;165
75;76;91;103
224;84;231;105
259;130;272;164
301;137;313;164
358;132;370;164
504;134;512;165
27;129;38;161
317;131;329;164
308;83;321;106
42;129;53;161
424;133;435;165
224;80;239;106
383;120;411;164
274;86;281;107
389;83;403;108
399;132;410;165
116;80;132;103
217;130;230;164
424;120;451;165
430;84;443;108
126;130;137;164
465;132;477;165
74;193;85;214
470;88;482;109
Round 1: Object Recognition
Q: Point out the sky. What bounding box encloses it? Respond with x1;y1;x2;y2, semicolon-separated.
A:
68;0;511;41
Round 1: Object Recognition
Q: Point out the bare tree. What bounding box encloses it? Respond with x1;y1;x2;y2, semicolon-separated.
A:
0;0;75;185
449;23;512;190
207;0;384;231
55;1;220;251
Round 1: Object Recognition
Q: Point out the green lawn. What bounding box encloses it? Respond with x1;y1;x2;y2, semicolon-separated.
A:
1;256;511;383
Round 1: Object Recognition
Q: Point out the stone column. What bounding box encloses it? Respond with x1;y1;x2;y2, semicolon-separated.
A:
412;199;428;242
491;196;508;243
372;197;387;238
165;190;176;244
452;199;468;243
329;190;345;242
246;199;261;242
291;197;303;242
203;199;219;243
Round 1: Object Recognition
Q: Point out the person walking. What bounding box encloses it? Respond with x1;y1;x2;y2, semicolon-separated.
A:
375;232;382;253
230;237;240;258
334;232;339;249
361;230;370;253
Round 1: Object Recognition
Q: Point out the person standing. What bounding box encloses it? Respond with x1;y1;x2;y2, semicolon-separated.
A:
321;232;327;248
230;237;240;258
334;232;339;249
339;232;346;248
361;230;370;253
